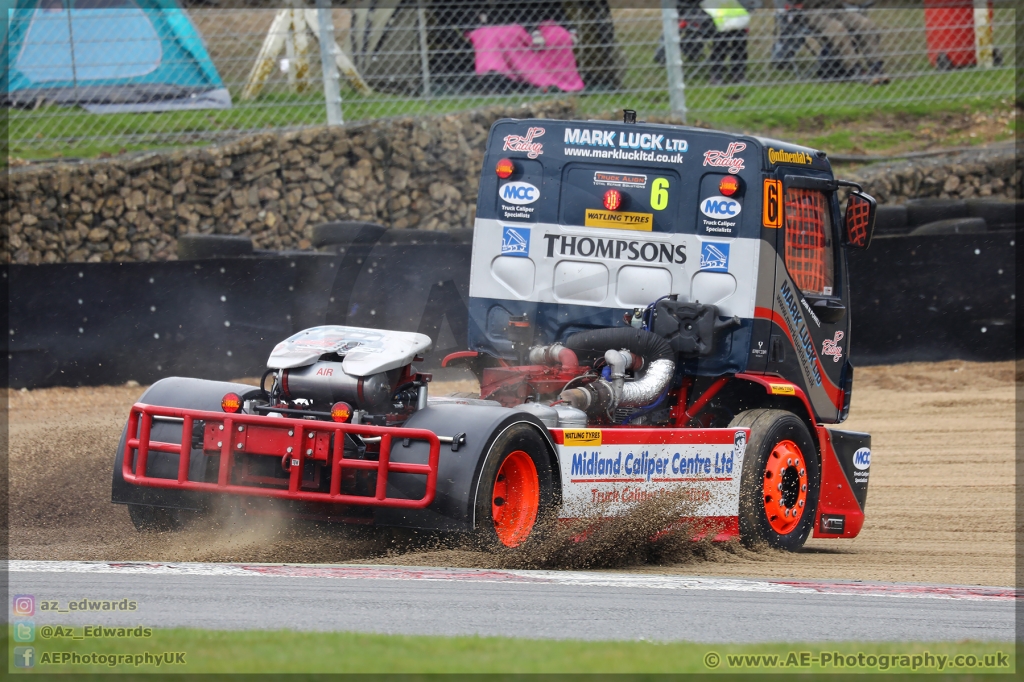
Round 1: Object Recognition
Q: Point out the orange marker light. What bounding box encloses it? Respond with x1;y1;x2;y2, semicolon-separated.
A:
330;401;352;423
719;176;740;196
603;188;622;211
495;158;515;179
221;392;241;413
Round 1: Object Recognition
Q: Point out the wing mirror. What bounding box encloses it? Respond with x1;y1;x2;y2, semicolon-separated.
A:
843;191;876;249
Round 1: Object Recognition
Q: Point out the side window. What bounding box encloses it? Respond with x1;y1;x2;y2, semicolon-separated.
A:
783;188;834;296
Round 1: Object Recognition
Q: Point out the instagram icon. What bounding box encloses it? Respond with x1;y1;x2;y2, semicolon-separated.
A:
13;595;35;616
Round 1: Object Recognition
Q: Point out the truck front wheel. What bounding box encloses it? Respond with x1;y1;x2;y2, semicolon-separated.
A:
731;409;820;551
474;424;556;548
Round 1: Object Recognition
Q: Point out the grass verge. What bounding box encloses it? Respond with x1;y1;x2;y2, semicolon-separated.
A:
7;68;1014;161
5;627;1015;674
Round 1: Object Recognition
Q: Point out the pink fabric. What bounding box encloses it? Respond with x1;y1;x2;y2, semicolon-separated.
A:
466;21;585;92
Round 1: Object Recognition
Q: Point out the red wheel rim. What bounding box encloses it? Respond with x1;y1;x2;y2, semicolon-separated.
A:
492;450;540;547
761;440;808;535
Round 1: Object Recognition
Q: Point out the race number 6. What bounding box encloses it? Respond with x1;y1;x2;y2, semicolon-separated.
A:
650;178;669;210
763;179;783;228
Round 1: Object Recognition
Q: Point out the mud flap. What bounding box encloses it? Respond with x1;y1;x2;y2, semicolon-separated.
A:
813;428;870;538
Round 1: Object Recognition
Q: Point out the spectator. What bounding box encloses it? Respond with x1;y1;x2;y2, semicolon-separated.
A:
702;0;756;84
802;0;890;84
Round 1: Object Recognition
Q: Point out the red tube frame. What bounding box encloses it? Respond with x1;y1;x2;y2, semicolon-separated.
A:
122;403;440;508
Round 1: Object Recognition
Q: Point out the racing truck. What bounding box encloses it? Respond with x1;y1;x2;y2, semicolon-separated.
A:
113;112;877;551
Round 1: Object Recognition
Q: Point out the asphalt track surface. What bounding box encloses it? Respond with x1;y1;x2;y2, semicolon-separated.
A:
9;562;1017;643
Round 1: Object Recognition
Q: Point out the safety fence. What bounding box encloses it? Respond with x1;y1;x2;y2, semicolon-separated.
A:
5;229;1017;388
5;1;1017;158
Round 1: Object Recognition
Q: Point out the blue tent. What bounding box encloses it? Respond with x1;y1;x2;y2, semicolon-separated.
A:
3;0;230;112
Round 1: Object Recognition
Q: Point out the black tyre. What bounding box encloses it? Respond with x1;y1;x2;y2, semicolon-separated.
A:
966;198;1019;231
127;504;188;531
176;234;253;260
310;221;386;249
872;204;909;236
473;424;556;548
908;217;986;236
905;198;967;226
731;409;820;551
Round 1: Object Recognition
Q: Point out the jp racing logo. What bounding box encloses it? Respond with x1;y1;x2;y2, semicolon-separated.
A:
500;181;538;205
701;195;741;218
699;242;730;272
501;226;530;257
702;142;746;174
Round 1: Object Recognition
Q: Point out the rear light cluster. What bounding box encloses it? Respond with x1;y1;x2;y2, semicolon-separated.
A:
719;176;740;196
221;393;241;413
495;158;515;179
602;189;622;211
330;401;352;423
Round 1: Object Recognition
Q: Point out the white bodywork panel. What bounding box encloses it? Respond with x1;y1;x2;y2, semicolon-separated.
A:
470;218;760;317
553;427;747;519
267;325;432;376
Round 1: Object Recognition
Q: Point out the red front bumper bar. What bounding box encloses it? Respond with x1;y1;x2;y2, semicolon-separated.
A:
122;403;440;508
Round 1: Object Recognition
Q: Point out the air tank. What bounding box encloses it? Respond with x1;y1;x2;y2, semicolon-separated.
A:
281;361;392;411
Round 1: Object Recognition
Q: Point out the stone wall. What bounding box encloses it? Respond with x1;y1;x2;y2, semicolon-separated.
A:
3;101;574;264
4;109;1018;265
845;143;1020;205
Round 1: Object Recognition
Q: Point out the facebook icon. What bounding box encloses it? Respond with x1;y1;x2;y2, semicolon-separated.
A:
14;646;35;668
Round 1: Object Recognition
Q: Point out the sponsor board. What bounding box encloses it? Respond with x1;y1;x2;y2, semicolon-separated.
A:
852;446;870;486
822;331;844;362
499;181;539;205
501;226;530;257
703;142;746;174
699;195;741;237
555;431;744;517
701;196;742;219
593;171;647;188
584;209;653;231
768;147;813;166
564;429;602;446
819;513;845;534
543;233;686;264
502;127;545;158
776;280;823;387
699;242;730;272
499;181;539;221
564;128;688;152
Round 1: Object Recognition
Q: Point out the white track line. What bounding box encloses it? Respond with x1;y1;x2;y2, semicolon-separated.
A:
6;561;1018;602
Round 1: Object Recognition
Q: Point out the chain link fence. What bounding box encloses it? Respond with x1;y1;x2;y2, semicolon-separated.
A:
5;1;1016;158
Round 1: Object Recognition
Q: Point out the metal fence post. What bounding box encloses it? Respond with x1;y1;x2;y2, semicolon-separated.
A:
315;0;343;126
660;0;687;123
417;0;432;98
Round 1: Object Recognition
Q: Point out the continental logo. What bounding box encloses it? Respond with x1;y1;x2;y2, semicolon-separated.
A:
768;147;812;166
769;383;796;395
563;429;602;446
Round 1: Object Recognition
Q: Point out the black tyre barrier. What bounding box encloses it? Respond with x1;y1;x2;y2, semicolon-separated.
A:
310;221;387;249
904;198;968;226
5;232;1016;388
908;217;987;236
873;204;909;236
176;234;254;260
966;198;1021;230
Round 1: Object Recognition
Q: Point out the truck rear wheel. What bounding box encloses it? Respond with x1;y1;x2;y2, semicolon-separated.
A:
731;409;819;551
127;504;188;531
474;424;555;548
